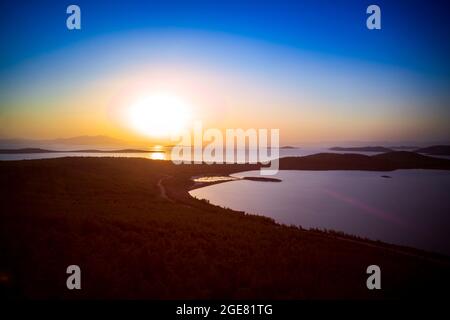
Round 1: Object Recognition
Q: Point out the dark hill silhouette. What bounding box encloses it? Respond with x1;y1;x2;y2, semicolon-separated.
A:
329;146;393;152
0;148;53;154
390;146;419;150
415;145;450;156
278;151;450;171
0;148;153;154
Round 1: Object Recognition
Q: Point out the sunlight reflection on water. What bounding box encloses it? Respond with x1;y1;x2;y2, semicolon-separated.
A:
148;152;166;160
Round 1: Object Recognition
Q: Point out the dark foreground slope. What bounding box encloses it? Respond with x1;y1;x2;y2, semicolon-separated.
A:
1;156;449;299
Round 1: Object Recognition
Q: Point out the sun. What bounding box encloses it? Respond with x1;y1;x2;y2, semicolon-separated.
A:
127;93;191;137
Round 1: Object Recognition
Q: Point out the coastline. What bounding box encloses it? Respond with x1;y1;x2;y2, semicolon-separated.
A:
1;155;450;299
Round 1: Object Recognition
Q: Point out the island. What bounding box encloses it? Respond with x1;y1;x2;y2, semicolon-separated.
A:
0;148;158;154
242;177;282;182
329;146;393;152
414;145;450;156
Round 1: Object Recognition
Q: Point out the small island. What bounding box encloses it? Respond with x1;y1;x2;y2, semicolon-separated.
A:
329;145;450;156
242;176;282;182
414;145;450;156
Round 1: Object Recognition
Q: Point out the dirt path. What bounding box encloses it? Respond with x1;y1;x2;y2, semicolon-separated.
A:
157;175;174;203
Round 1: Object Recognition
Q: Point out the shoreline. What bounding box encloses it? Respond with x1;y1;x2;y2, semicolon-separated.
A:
178;172;450;262
1;155;450;298
161;164;450;261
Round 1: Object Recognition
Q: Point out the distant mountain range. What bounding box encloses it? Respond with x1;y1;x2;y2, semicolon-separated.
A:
0;135;133;150
47;135;127;146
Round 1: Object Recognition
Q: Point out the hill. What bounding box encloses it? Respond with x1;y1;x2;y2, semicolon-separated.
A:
278;151;450;171
1;156;449;299
415;145;450;156
329;146;393;152
0;148;152;154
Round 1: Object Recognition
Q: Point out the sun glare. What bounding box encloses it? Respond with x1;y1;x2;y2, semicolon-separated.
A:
127;93;191;137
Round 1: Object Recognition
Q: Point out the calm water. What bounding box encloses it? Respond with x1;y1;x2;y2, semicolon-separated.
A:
190;170;450;255
0;148;382;161
2;147;449;162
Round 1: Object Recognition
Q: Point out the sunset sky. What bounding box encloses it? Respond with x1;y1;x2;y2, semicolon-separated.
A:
0;0;449;145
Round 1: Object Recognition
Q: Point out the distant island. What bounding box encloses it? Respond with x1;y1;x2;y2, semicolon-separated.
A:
0;148;158;154
414;145;450;156
278;151;450;171
329;146;393;152
330;145;450;156
390;146;419;150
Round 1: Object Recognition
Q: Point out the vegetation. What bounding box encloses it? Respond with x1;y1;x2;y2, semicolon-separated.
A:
279;151;450;171
1;155;449;299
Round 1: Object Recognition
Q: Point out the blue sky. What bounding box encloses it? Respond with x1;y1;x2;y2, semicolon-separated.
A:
0;0;449;143
1;0;449;77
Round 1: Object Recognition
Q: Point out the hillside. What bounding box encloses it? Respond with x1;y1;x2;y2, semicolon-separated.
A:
1;156;449;299
329;146;393;152
279;151;450;171
415;145;450;156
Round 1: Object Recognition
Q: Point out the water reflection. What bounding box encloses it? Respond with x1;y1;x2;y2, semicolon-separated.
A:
148;152;166;160
190;170;450;255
